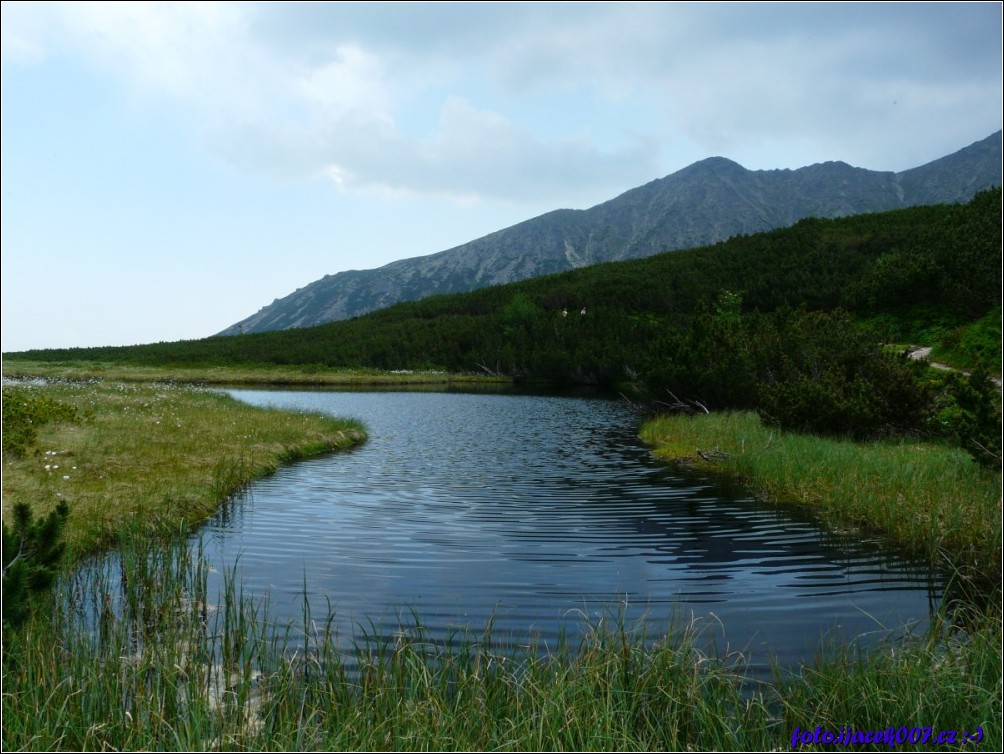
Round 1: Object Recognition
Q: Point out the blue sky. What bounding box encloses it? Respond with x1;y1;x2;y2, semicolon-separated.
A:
2;2;1001;352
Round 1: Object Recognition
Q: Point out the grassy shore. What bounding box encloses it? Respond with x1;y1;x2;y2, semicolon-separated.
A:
2;359;510;387
1;379;365;559
639;411;1002;582
2;533;999;752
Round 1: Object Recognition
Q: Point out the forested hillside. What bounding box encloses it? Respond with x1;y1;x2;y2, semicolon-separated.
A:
10;190;1001;462
218;132;1002;335
16;189;998;376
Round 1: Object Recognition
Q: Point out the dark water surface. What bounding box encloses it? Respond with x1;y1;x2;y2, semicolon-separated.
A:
194;388;945;672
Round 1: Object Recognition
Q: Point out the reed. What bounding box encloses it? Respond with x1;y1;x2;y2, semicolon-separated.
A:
639;411;1002;581
775;608;1002;750
2;533;998;752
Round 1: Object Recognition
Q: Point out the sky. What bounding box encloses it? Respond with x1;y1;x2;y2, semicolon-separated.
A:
2;2;1001;352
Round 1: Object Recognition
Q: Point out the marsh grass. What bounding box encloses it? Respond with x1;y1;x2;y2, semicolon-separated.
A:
1;380;365;559
640;412;1002;581
1;360;508;387
775;613;1002;749
2;533;999;752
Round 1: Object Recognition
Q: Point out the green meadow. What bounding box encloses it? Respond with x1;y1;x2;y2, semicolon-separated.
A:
1;380;365;559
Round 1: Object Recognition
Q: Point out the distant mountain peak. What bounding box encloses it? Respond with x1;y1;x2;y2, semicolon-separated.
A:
692;155;745;167
218;132;1002;336
679;155;748;175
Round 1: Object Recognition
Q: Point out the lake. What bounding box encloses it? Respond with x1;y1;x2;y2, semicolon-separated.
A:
192;387;945;674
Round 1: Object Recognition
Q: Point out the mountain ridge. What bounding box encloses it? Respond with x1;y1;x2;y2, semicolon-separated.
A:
219;131;1002;336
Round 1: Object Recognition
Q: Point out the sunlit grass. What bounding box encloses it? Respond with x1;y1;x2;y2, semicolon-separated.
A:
639;411;1002;580
1;380;365;559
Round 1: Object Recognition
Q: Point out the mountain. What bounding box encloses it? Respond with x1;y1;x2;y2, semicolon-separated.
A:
219;131;1002;335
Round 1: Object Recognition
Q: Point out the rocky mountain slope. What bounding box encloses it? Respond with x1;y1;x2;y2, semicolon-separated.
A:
219;131;1001;335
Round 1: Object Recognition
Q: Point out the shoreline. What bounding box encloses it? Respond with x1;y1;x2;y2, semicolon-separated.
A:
639;410;1002;584
2;379;367;560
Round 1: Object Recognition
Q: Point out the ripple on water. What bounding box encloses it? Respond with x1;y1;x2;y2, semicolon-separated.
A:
191;389;946;675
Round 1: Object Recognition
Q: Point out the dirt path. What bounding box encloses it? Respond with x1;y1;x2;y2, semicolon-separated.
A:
907;346;1003;389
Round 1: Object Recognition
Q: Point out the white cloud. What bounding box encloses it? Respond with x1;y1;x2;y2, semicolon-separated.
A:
208;94;658;204
349;96;659;202
3;2;1000;195
1;2;664;203
294;43;393;122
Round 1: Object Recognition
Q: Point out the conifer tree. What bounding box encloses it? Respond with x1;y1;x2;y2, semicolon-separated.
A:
2;501;70;630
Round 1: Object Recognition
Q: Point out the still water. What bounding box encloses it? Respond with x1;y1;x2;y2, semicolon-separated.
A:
194;388;945;671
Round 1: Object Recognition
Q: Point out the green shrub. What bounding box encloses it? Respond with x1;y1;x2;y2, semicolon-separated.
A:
756;311;930;439
1;386;82;457
928;369;1003;469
